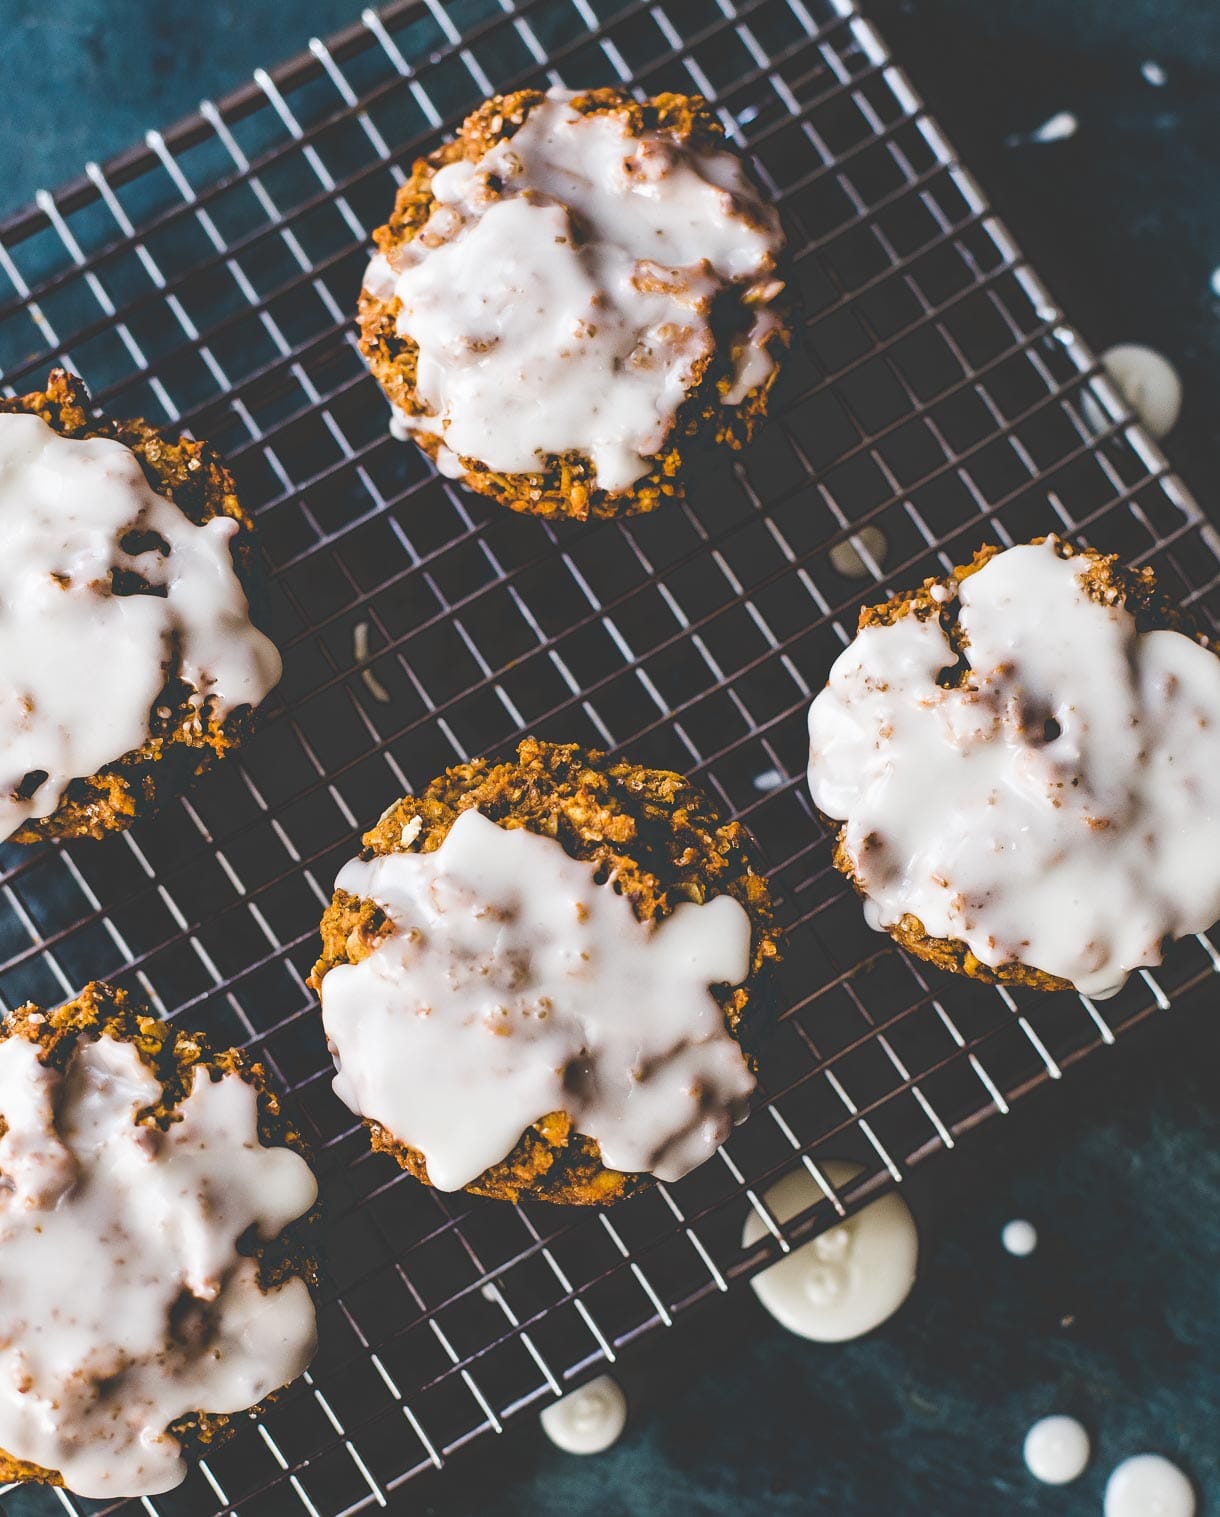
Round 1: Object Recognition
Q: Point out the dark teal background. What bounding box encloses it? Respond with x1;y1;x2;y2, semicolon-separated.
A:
2;2;1217;1513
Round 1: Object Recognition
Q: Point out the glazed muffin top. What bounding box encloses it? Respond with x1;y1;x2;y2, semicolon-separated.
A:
0;369;281;844
361;88;786;514
310;738;779;1200
807;536;1220;998
0;984;317;1498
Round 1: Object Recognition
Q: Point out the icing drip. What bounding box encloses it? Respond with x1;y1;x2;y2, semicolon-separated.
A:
0;413;281;840
365;92;784;491
807;539;1220;997
320;808;755;1189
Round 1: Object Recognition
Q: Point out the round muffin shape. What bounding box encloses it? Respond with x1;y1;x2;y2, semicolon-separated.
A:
807;536;1220;997
359;88;789;522
309;738;779;1204
0;982;318;1498
0;369;282;844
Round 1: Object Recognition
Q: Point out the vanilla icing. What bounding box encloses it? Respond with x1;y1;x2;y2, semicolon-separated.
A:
539;1375;628;1455
0;1033;317;1497
365;91;784;492
0;413;281;840
742;1160;919;1342
1024;1415;1091;1484
807;539;1220;997
319;807;755;1190
1105;1454;1196;1517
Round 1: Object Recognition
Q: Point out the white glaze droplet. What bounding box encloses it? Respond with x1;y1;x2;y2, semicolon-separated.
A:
0;414;281;841
1210;267;1220;301
1034;111;1078;142
1105;1454;1196;1517
540;1375;628;1455
1002;1219;1039;1257
365;91;785;492
320;808;755;1190
742;1160;918;1341
807;538;1220;998
1141;60;1168;86
1101;344;1183;439
1008;111;1079;146
752;766;784;792
0;1035;317;1498
829;525;888;580
1024;1415;1090;1485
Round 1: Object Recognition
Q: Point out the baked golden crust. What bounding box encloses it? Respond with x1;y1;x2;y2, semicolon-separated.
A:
0;368;274;844
828;537;1208;991
358;88;790;522
308;737;780;1203
0;981;317;1489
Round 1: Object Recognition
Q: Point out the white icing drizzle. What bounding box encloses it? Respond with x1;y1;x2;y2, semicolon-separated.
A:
366;91;784;492
0;1033;317;1497
319;808;755;1190
807;539;1220;998
0;413;281;841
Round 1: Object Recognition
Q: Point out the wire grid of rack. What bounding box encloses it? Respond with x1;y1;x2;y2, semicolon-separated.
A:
0;0;1217;1513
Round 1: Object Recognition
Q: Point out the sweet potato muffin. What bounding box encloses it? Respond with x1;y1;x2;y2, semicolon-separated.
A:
0;981;318;1497
808;536;1220;998
359;87;789;522
0;368;281;845
309;737;780;1204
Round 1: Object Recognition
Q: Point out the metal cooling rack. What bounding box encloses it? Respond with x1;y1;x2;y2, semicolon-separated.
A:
0;0;1217;1513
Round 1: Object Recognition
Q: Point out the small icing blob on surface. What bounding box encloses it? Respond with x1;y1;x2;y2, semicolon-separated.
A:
0;414;281;841
1100;344;1183;440
1031;111;1079;142
1002;1219;1039;1256
829;525;887;581
1104;1454;1196;1517
0;1034;317;1497
366;91;785;492
807;539;1220;998
1023;1415;1090;1485
540;1375;628;1455
742;1160;918;1342
320;808;755;1191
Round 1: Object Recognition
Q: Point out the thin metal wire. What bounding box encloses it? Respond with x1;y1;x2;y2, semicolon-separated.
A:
0;0;1216;1512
